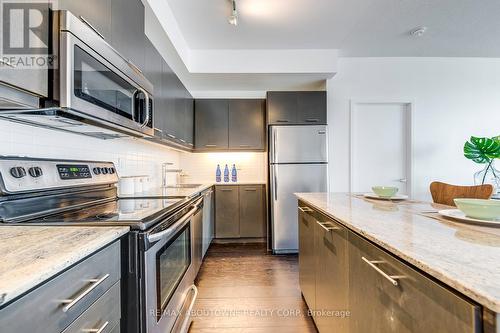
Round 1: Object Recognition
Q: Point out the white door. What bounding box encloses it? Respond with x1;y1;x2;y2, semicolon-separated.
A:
350;102;411;195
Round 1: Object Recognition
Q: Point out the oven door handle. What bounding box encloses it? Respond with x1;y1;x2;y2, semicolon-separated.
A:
147;198;203;243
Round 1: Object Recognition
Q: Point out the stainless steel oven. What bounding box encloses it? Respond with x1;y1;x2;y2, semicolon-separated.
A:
141;197;203;333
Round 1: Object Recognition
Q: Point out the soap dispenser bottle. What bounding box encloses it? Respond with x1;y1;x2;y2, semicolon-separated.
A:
216;164;222;183
231;164;237;182
223;164;230;183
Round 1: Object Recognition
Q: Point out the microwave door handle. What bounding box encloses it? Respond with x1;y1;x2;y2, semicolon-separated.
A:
137;88;150;128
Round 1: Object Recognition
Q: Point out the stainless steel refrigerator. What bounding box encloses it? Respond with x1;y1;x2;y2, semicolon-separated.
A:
269;125;328;253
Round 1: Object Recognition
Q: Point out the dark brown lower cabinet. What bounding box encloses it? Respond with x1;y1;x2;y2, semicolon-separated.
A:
215;185;266;239
215;186;240;238
348;232;480;333
297;201;482;333
239;185;266;237
315;217;349;333
298;207;316;311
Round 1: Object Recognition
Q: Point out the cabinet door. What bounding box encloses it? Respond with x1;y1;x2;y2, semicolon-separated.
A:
161;60;178;141
228;99;265;150
143;38;163;136
297;91;327;124
215;186;239;238
239;185;265;237
58;0;111;39
184;94;194;147
110;0;145;70
298;206;316;311
315;218;349;333
194;99;229;150
349;231;480;333
267;92;297;124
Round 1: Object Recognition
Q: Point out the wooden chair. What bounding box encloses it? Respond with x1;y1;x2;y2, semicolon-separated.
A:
430;181;494;206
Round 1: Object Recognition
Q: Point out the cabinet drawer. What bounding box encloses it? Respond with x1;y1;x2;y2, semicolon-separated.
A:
349;232;481;333
0;241;121;333
63;281;121;333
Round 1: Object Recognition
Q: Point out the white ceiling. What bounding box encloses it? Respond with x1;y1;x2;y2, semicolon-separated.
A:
166;0;500;57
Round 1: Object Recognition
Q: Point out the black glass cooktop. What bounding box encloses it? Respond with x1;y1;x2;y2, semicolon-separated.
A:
39;197;186;230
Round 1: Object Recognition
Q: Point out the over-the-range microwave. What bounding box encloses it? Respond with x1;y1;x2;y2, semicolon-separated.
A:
0;10;154;139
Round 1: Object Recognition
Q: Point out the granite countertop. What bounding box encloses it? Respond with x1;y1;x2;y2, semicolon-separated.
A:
295;192;500;313
119;182;266;199
0;226;129;307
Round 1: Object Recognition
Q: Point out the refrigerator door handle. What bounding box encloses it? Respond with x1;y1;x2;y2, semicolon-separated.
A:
274;166;278;201
273;129;278;163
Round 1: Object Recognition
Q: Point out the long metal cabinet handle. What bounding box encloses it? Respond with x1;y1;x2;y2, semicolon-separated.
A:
298;206;313;213
147;197;203;243
317;221;341;232
61;274;110;312
79;16;105;40
178;285;199;333
82;321;109;333
361;257;402;286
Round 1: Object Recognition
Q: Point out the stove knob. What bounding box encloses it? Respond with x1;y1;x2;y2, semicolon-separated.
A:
93;167;101;175
10;167;26;179
28;167;43;178
109;167;115;174
101;167;109;175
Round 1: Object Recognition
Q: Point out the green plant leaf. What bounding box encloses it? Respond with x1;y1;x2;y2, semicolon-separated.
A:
464;136;500;164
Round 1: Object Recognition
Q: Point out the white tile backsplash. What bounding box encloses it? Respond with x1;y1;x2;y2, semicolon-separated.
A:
179;151;267;184
0;121;181;185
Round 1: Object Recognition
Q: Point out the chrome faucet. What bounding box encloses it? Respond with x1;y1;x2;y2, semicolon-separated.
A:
162;163;184;187
162;162;173;187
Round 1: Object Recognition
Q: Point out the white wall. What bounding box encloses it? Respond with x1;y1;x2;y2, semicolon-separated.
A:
328;57;500;200
0;121;180;184
179;152;267;184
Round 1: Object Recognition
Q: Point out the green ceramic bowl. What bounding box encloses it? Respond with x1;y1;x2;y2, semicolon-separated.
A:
454;199;500;220
372;186;399;198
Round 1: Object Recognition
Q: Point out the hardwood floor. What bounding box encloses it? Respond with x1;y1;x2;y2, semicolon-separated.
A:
189;243;317;333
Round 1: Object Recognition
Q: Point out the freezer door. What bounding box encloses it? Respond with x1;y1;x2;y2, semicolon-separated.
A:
270;164;328;253
270;125;328;164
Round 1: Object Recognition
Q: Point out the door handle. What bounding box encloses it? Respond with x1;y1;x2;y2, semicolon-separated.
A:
61;274;110;312
361;257;404;286
82;321;109;333
273;166;278;201
137;88;150;128
396;178;407;183
317;221;340;232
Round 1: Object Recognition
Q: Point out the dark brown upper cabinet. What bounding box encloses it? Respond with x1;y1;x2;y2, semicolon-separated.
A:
267;91;327;125
57;0;112;40
297;91;327;124
195;99;230;151
195;99;266;152
110;0;145;71
267;92;298;124
228;99;266;150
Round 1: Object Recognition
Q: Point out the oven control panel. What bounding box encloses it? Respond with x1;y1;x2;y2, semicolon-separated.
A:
0;157;118;195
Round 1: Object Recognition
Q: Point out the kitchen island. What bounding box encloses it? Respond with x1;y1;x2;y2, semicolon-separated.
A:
296;192;500;333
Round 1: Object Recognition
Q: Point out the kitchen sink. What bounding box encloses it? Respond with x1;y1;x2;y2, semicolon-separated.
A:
166;184;203;189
